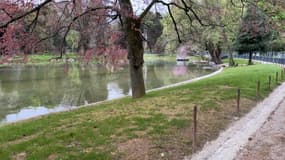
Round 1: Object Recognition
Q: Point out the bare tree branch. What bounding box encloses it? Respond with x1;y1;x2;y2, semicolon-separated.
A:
167;5;182;43
139;0;157;21
0;0;52;29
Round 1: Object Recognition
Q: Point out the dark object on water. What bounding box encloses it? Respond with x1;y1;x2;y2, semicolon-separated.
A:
176;59;189;61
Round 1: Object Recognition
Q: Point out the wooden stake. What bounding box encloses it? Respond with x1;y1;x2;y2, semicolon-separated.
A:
257;80;260;98
269;75;271;89
276;72;279;84
192;105;197;153
237;88;240;113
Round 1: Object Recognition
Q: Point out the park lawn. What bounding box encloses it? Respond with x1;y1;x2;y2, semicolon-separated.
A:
29;53;78;64
144;53;176;62
0;64;283;160
222;58;250;65
0;53;78;67
144;54;204;63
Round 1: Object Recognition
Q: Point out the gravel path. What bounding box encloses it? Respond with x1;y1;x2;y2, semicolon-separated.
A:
185;82;285;160
235;97;285;160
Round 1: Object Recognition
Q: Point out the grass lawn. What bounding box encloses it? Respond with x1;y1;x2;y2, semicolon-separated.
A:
0;64;283;160
222;58;251;65
0;53;78;67
144;54;204;63
144;54;177;62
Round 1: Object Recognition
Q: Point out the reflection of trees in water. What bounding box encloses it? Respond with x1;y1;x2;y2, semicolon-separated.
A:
0;62;215;123
116;67;130;95
76;64;108;105
0;80;19;121
145;64;163;89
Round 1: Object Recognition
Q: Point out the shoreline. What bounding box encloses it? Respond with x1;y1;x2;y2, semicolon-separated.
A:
0;66;223;126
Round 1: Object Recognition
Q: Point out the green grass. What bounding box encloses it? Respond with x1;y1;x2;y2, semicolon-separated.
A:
144;54;176;62
0;53;78;67
30;54;55;61
222;58;250;65
144;54;204;62
0;64;283;159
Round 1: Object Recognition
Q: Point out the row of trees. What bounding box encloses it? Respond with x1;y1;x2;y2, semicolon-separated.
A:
0;0;285;98
160;0;285;65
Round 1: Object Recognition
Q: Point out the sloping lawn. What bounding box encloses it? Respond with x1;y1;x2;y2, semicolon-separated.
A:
0;64;283;160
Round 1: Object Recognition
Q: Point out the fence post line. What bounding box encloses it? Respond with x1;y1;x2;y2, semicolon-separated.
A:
237;88;240;113
257;80;261;98
192;105;198;153
269;76;271;89
281;69;284;80
276;72;279;84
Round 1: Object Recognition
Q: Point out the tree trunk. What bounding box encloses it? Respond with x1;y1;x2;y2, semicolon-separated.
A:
228;49;235;66
221;27;235;66
119;0;146;98
206;41;222;64
248;51;253;65
215;44;223;64
129;57;146;98
126;20;146;98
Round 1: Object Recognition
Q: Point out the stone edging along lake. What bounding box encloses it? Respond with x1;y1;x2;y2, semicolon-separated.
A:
147;66;224;93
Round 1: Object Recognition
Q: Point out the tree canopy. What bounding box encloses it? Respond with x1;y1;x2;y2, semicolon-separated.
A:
235;4;274;53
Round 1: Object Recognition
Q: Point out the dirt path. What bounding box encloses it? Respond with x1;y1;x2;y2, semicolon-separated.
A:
235;98;285;160
186;82;285;160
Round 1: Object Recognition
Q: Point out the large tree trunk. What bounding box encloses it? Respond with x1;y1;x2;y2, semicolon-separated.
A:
206;41;222;64
119;0;146;98
126;20;146;98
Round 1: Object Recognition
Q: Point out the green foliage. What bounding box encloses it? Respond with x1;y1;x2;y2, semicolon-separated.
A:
143;12;164;52
66;30;80;52
160;0;243;54
257;0;285;32
269;38;285;51
234;4;274;53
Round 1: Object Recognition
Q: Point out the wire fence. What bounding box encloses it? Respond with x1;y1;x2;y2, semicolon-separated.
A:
235;54;285;65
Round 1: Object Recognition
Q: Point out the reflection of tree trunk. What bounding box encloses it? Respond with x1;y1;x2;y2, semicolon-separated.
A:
206;41;222;64
146;65;162;88
117;68;130;94
120;0;146;98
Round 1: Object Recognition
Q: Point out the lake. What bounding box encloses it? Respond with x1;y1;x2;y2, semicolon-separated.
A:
0;61;216;124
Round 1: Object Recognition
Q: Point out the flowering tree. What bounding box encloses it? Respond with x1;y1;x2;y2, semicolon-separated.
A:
0;0;218;98
0;1;40;61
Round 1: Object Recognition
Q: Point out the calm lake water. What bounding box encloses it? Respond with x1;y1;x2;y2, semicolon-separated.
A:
0;61;215;124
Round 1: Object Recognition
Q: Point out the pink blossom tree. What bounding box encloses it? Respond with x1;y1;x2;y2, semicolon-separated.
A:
0;0;216;98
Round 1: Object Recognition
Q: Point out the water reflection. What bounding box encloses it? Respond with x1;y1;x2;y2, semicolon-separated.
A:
107;82;125;100
0;105;74;124
0;62;215;124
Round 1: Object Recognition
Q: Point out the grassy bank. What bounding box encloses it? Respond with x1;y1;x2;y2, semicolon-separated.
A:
1;53;177;67
0;64;283;160
144;54;206;62
144;54;177;62
0;53;77;67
